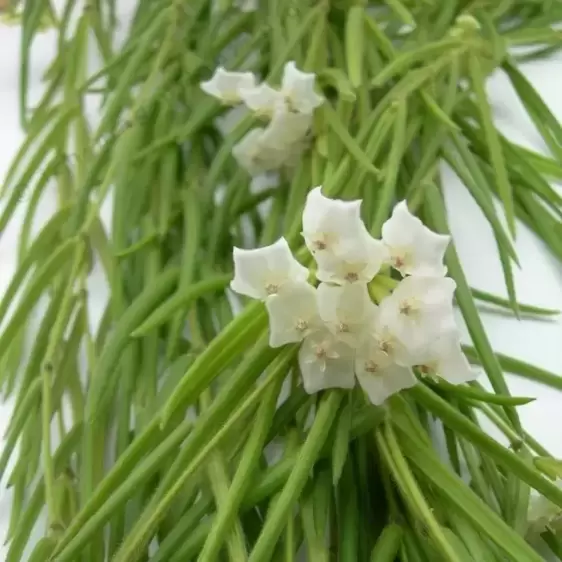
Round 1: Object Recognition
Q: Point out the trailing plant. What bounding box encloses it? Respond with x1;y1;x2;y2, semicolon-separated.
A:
1;0;562;560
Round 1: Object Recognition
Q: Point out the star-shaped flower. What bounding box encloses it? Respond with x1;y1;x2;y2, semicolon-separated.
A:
200;67;257;104
382;200;450;277
231;237;309;300
298;328;355;394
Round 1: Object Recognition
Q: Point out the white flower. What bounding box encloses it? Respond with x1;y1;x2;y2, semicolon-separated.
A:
200;67;256;104
298;328;355;394
302;187;387;285
355;337;417;405
316;283;376;348
239;83;284;118
302;187;372;255
302;187;363;255
232;128;287;176
378;276;457;350
261;106;313;149
315;236;388;286
280;61;324;114
231;237;309;300
382;200;450;277
367;306;415;367
410;331;477;385
265;283;323;347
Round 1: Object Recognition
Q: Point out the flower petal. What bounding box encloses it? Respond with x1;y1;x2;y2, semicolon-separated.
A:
378;276;457;350
265;283;321;347
264;238;309;289
232;128;287;176
231;246;270;299
200;67;256;104
382;200;450;277
315;231;388;286
239;83;284;117
355;361;417;405
316;282;376;347
302;186;363;256
261;106;312;149
434;334;478;384
231;238;308;300
298;330;355;394
281;61;324;114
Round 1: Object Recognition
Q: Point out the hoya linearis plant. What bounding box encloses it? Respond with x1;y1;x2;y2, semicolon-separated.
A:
0;0;562;560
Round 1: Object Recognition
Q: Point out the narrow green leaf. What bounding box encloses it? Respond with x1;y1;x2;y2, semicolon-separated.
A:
383;0;415;26
534;457;562;480
470;287;559;317
468;54;515;236
395;422;544;562
7;424;82;562
247;392;343;562
370;39;460;87
424;379;535;406
441;529;477;562
197;353;290;562
331;397;352;487
370;523;403;561
322;102;381;179
318;68;356;102
132;275;231;336
52;340;278;561
372;100;408;235
410;385;562;508
345;6;365;88
94;9;171;140
463;346;562;392
337;457;359;562
159;301;266;426
503;59;562;161
0;239;77;361
378;425;463;562
111;354;292;562
0;205;72;327
85;266;180;417
27;537;58;562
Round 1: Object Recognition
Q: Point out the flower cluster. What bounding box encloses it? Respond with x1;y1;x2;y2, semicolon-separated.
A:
200;62;323;176
230;187;477;405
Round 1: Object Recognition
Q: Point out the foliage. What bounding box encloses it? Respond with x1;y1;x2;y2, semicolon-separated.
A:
1;0;562;560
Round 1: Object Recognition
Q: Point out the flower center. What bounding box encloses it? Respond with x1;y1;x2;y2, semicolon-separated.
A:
379;339;392;355
337;322;350;333
390;248;411;271
265;283;279;295
393;255;405;269
344;271;359;283
295;319;308;332
364;360;379;374
314;345;327;360
313;239;327;251
399;298;418;316
284;93;298;113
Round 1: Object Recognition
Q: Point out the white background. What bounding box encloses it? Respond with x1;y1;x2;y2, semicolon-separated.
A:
1;5;561;560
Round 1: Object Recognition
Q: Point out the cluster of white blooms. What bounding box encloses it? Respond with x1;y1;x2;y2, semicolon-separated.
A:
230;187;477;405
200;62;323;176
